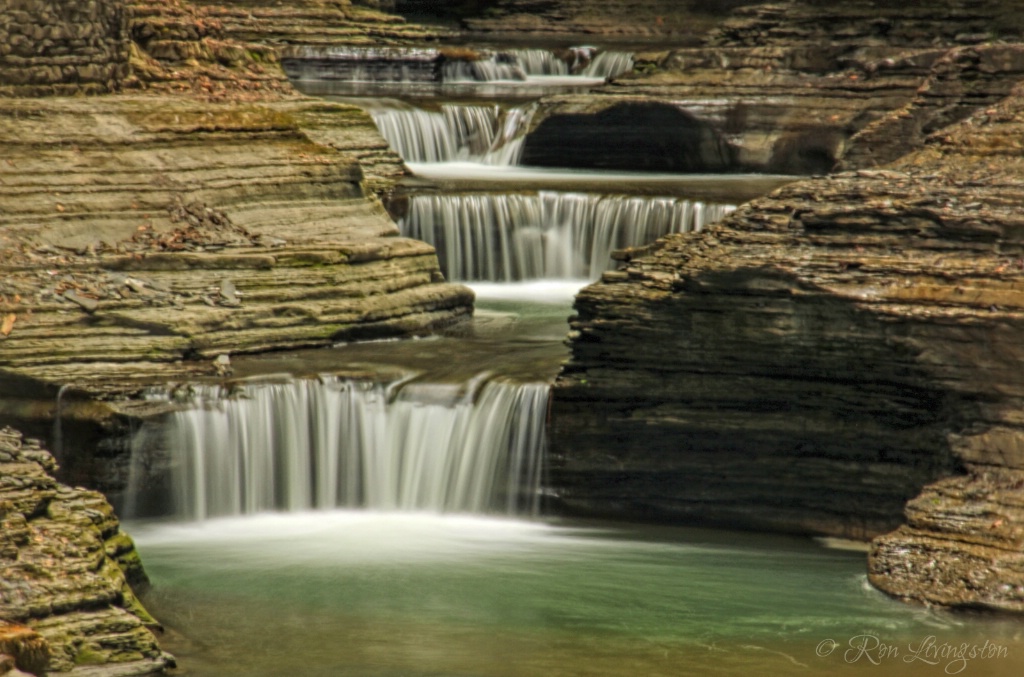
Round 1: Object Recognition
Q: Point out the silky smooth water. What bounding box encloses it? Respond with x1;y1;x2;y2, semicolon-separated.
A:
134;513;1024;677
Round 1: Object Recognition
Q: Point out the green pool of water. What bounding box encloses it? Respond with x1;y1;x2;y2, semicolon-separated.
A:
133;513;1023;677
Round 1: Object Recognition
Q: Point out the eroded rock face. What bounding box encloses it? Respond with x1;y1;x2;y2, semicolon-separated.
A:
523;1;1024;175
0;427;168;675
0;96;471;399
0;0;131;97
550;72;1024;606
409;0;757;41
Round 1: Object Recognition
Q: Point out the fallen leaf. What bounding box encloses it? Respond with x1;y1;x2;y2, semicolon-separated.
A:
1;313;15;337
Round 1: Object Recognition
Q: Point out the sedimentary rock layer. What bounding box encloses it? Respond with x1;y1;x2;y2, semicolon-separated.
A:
0;0;131;97
0;96;471;397
0;427;168;675
180;0;447;47
550;75;1024;606
431;0;754;41
522;1;1024;174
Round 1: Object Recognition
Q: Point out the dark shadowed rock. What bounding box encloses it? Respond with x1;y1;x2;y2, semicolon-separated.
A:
550;75;1024;608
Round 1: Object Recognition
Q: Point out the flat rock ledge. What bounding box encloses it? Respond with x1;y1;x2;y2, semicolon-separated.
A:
0;427;169;676
0;95;472;400
550;77;1024;610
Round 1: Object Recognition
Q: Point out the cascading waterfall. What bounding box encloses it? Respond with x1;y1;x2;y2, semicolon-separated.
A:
580;51;635;79
442;48;631;82
399;192;736;281
510;49;571;76
157;377;549;520
371;103;535;164
283;45;632;85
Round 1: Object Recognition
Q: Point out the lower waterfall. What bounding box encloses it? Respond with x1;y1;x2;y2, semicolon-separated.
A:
157;377;549;520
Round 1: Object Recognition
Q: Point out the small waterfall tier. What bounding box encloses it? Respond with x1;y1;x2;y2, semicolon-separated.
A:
370;103;535;164
283;46;634;84
156;377;549;520
399;192;736;281
442;48;634;82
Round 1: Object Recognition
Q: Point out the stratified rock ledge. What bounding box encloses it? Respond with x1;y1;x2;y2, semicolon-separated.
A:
0;427;169;676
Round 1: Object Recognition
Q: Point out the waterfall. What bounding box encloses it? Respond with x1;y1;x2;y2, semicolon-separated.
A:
443;49;572;81
399;192;736;281
580;51;635;79
509;49;571;76
157;377;549;520
370;103;535;164
441;49;628;82
282;46;633;85
281;46;442;83
442;57;527;82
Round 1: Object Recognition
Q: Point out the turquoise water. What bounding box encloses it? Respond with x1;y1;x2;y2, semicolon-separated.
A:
133;513;1023;677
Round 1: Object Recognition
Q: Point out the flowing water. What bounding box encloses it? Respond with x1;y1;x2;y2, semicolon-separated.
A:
398;191;734;281
127;41;1024;677
157;377;547;519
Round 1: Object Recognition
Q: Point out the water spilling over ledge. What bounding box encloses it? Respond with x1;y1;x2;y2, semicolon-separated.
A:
282;45;633;86
134;376;549;521
398;191;736;281
370;102;535;164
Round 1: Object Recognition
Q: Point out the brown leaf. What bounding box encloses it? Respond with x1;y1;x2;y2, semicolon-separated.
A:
1;313;15;337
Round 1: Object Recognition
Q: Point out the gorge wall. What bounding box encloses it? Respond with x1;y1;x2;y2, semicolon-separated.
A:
522;0;1024;175
550;66;1024;612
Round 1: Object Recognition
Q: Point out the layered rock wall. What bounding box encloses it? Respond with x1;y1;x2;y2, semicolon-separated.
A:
0;96;470;397
1;427;168;675
550;76;1024;608
522;1;1024;175
0;0;131;97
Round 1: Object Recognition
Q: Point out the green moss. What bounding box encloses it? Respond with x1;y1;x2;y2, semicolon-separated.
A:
74;646;109;666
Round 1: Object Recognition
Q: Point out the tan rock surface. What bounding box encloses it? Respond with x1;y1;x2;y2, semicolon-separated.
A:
0;96;471;398
0;427;168;676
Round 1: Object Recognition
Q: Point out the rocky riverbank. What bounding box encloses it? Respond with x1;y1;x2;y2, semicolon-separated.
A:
0;427;168;676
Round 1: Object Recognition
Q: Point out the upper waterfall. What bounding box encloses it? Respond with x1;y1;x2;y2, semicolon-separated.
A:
398;191;736;281
141;376;549;521
283;45;633;86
